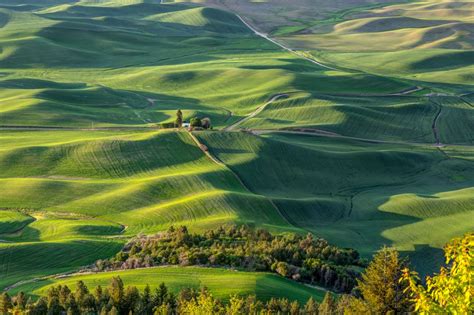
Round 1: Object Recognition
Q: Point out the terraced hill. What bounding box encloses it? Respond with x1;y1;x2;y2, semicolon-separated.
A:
0;0;472;298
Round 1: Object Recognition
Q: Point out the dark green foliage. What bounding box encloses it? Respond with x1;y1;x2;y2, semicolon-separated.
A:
319;292;337;315
201;117;211;129
5;279;324;315
355;247;413;314
304;297;319;315
0;293;12;314
190;117;202;128
94;225;362;293
160;122;175;129
175;110;183;128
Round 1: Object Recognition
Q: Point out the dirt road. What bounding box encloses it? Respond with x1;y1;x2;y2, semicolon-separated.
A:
224;94;288;131
236;15;336;71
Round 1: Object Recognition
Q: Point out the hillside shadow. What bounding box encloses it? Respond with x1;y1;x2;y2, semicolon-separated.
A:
1;2;256;69
203;132;474;274
0;76;235;126
401;245;444;279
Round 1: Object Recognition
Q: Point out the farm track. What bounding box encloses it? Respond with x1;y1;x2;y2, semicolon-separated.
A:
224;94;289;131
236;15;336;71
188;131;295;227
250;129;472;148
432;106;443;147
0;125;159;131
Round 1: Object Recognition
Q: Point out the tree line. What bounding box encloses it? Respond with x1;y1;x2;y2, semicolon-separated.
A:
1;232;471;314
0;278;323;315
93;225;363;293
160;110;212;130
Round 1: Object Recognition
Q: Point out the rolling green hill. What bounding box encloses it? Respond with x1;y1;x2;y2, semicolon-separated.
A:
10;267;327;303
0;0;413;128
0;129;293;289
278;0;474;85
196;131;474;273
0;0;472;298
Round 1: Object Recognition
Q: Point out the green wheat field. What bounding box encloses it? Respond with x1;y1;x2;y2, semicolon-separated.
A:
0;0;472;301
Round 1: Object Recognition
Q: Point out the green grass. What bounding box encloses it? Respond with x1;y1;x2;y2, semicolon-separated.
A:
0;130;286;232
0;238;123;290
0;211;34;234
313;49;474;86
196;131;474;274
10;266;326;304
0;0;412;128
0;0;472;294
273;0;474;86
239;92;440;143
0;130;289;289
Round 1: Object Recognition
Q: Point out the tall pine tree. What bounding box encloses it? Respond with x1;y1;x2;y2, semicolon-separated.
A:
357;247;412;314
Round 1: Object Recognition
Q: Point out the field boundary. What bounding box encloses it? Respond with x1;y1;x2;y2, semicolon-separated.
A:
224;94;289;131
188;131;295;227
236;15;336;71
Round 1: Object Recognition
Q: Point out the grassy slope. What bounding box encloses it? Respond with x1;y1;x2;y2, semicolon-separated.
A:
0;0;411;128
11;267;326;303
170;0;473;86
0;0;472;293
0;130;289;289
196;131;474;273
279;0;474;86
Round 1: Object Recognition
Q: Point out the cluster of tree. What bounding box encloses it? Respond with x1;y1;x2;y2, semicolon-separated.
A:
402;232;473;313
188;117;211;129
93;225;363;293
0;278;327;315
174;110;211;129
1;233;470;314
312;233;473;314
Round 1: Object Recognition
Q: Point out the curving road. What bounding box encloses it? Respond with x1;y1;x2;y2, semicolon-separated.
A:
224;94;288;131
236;15;337;71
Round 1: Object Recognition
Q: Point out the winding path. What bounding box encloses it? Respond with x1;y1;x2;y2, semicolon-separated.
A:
236;15;336;71
249;126;474;148
224;94;288;131
187;131;295;227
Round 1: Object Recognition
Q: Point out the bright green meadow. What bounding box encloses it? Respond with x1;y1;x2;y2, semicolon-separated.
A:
0;0;472;298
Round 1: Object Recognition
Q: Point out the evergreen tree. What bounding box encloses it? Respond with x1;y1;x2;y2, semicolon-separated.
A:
0;292;12;315
357;247;412;314
304;297;318;315
189;117;202;128
81;294;97;313
289;300;300;315
65;296;80;315
153;282;168;307
74;281;89;308
32;297;48;315
59;285;71;307
175;110;183;128
319;292;336;315
14;291;27;311
123;286;140;314
139;284;152;314
108;276;124;310
47;296;63;315
109;306;119;315
226;295;245;315
99;306;108;315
